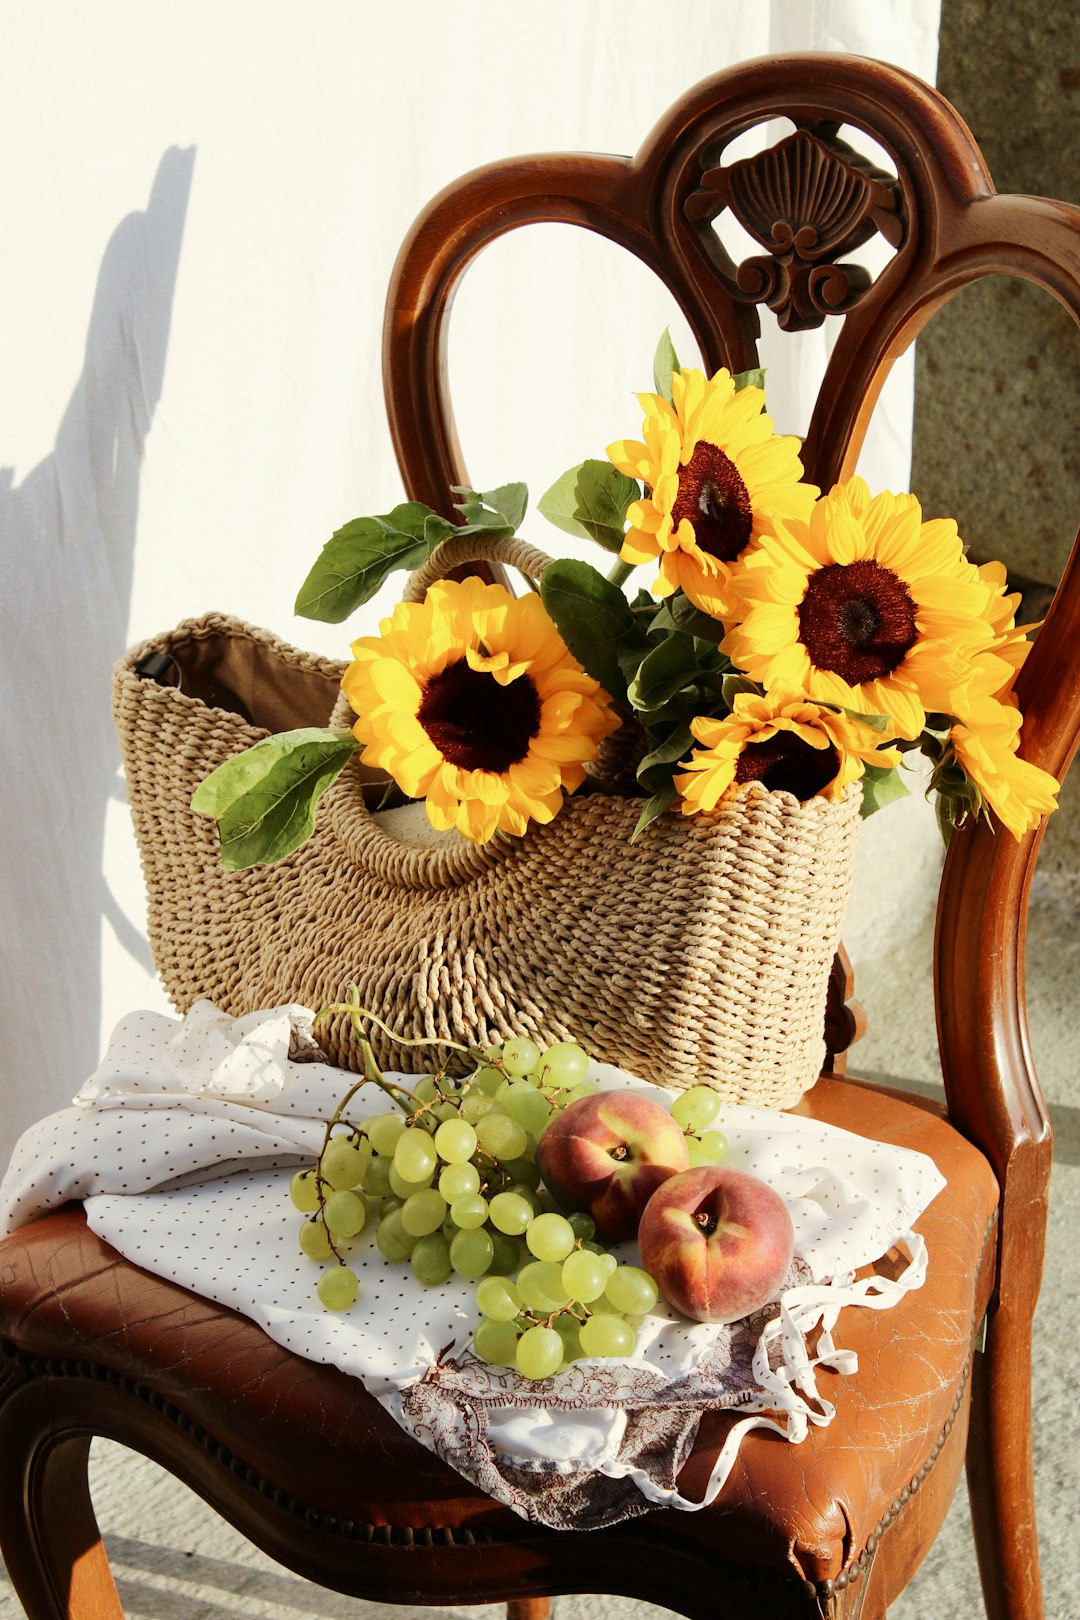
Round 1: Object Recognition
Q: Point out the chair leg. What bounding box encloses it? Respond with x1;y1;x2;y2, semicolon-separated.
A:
0;1380;123;1620
507;1603;552;1620
965;1300;1044;1620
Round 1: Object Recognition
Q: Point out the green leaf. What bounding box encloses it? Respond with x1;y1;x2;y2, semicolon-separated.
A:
573;460;639;553
295;517;434;623
631;781;679;841
653;330;681;402
191;728;360;869
720;673;762;710
537;465;591;541
452;482;528;531
381;502;449;542
424;511;457;545
650;591;728;646
538;461;639;553
859;762;912;819
836;703;894;734
636;725;695;791
733;366;766;393
627;633;719;712
539;559;648;709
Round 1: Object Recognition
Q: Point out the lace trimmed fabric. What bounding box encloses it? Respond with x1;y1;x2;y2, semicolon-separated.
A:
0;1002;943;1530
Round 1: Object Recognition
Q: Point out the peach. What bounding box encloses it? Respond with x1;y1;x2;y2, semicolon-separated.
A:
637;1166;794;1323
536;1090;690;1242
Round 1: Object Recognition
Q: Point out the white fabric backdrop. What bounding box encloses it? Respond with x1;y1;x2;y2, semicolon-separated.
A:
0;1;940;1167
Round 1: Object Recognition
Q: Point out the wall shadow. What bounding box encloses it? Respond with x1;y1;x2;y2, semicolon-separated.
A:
0;146;194;1156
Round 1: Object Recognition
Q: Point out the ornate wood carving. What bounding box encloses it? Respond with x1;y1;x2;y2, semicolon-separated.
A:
686;127;905;332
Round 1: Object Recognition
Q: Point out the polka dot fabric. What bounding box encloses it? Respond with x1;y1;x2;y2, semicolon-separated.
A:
0;1002;946;1524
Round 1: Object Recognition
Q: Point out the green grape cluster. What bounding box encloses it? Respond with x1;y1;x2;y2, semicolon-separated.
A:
669;1085;728;1167
473;1231;660;1380
289;1032;609;1313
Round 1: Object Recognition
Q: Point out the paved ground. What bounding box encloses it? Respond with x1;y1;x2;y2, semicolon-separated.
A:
1;794;1076;1619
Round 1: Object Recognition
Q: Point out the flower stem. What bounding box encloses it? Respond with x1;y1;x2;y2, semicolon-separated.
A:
607;559;634;588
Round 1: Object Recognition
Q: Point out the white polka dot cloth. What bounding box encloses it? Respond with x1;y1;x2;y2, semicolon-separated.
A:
0;1002;946;1528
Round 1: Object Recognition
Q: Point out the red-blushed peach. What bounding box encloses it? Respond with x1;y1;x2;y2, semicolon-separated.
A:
536;1090;690;1241
637;1166;794;1323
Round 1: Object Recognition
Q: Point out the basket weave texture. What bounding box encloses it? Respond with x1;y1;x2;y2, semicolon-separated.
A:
114;612;862;1107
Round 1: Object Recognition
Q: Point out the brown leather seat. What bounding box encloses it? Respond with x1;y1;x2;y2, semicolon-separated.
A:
0;1077;998;1617
2;51;1077;1620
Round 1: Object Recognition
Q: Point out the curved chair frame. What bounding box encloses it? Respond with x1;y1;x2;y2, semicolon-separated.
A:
2;53;1078;1620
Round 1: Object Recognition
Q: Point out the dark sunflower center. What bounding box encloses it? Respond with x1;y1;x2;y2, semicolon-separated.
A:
417;659;541;773
797;560;918;684
670;442;753;563
735;732;840;800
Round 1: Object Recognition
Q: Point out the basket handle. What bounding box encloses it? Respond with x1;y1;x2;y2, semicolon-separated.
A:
402;533;555;602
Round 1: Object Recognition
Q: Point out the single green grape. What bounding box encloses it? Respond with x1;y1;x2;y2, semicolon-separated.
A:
536;1042;589;1090
376;1209;418;1262
697;1129;727;1162
366;1113;406;1156
561;1249;608;1303
449;1194;489;1230
320;1140;366;1190
363;1155;394;1197
461;1091;499;1123
516;1260;570;1313
299;1218;334;1261
567;1210;596;1242
515;1324;563;1380
449;1227;495;1280
579;1313;636;1358
502;1155;541;1192
434;1118;478;1164
439;1161;480;1201
501;1036;542;1078
604;1266;659;1315
525;1212;576;1263
488;1229;524;1276
496;1079;550;1136
553;1312;583;1363
477;1113;529;1162
473;1317;521;1367
413;1076;438;1102
670;1085;722;1132
323;1189;367;1239
564;1080;600;1104
411;1232;453;1287
317;1265;359;1311
475;1275;522;1323
472;1064;505;1097
400;1188;448;1237
488;1191;534;1236
507;1182;543;1217
289;1170;320;1213
393;1129;438;1184
389;1163;434;1200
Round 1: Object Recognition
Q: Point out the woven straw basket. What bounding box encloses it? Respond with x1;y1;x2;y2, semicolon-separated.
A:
114;597;861;1108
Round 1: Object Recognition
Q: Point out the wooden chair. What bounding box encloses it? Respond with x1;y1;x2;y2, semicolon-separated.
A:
2;52;1077;1620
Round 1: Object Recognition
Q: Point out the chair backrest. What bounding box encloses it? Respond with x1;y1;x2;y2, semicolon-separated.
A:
381;52;1080;1222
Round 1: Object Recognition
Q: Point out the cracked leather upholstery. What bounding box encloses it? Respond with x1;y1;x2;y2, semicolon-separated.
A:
0;1075;998;1599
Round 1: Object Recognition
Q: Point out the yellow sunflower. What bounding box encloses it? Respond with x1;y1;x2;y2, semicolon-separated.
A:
341;576;619;844
673;690;900;814
945;697;1059;841
606;366;816;619
723;477;1000;741
967;560;1037;700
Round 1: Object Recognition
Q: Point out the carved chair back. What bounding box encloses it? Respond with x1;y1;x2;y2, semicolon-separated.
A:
381;55;1080;1223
